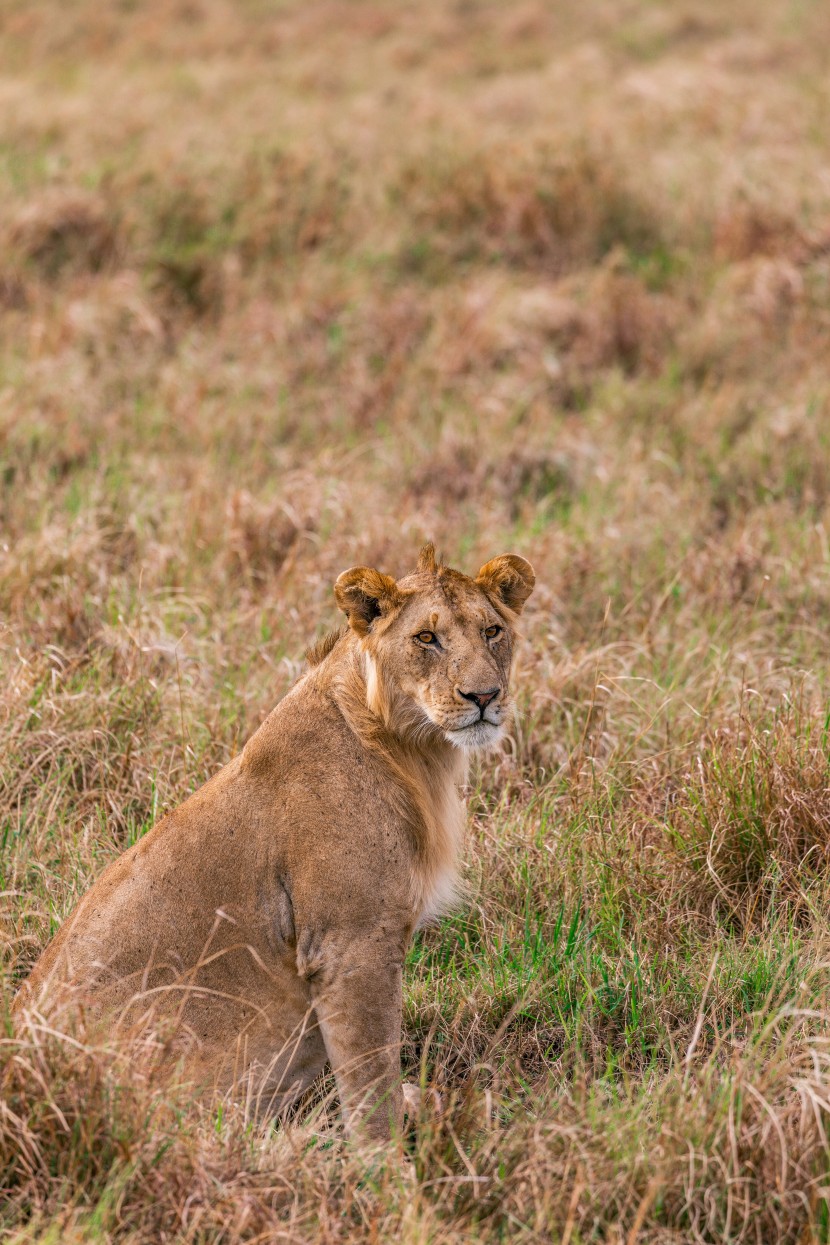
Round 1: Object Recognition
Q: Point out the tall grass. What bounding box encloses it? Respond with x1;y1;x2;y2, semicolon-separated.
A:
3;0;830;1238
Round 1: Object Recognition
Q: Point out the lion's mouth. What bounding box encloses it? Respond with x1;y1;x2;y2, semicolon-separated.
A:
451;714;499;732
445;717;503;747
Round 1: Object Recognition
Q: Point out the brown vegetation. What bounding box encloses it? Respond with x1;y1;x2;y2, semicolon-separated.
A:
3;0;830;1240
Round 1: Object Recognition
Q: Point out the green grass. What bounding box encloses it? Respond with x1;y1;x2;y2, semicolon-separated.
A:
4;0;830;1239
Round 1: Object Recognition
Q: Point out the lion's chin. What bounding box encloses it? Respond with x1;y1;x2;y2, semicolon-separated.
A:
444;719;504;752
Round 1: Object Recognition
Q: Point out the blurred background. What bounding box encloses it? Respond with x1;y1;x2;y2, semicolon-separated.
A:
4;1;830;759
3;1;830;710
4;3;830;1239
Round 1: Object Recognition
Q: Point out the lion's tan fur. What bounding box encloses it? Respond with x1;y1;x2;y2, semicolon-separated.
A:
337;643;468;922
15;545;534;1140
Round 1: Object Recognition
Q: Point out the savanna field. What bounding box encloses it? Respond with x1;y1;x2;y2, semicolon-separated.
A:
3;0;830;1240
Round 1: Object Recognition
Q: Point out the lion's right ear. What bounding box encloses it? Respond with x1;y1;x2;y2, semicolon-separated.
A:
334;567;402;636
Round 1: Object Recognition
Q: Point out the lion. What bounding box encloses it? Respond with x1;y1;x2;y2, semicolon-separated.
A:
14;544;535;1141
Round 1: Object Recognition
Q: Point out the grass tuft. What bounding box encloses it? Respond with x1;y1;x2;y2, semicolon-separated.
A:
4;0;830;1238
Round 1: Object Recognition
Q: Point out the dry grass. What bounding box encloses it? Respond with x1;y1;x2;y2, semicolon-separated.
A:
3;0;830;1239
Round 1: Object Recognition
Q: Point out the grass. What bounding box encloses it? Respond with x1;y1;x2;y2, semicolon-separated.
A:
3;0;830;1238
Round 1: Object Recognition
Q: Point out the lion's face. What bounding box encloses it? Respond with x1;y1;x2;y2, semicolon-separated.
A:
334;546;535;751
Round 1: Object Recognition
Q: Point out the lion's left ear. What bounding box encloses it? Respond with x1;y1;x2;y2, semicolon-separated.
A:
334;566;402;636
476;554;536;615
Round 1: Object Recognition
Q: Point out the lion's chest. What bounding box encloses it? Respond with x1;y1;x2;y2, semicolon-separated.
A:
413;781;466;929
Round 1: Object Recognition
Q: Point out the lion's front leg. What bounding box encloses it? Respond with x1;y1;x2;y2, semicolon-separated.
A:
309;954;405;1143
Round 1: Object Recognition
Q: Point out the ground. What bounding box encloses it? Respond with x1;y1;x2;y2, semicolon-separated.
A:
2;0;830;1240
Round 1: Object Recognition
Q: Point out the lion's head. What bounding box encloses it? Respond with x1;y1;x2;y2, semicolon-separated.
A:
334;544;535;751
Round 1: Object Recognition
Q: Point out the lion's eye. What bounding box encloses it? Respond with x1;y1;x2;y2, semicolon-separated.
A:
484;625;502;640
416;630;437;645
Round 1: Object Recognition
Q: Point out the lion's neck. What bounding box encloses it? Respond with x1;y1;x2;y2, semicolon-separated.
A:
331;642;468;923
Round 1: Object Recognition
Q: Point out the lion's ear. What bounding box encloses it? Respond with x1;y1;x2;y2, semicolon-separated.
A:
334;566;402;635
476;554;536;615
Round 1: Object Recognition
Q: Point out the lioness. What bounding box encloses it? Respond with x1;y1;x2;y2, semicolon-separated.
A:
15;544;535;1140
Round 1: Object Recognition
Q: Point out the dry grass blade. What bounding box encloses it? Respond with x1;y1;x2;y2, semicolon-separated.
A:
4;0;830;1239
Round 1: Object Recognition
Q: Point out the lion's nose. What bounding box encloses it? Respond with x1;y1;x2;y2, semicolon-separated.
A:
459;687;500;712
